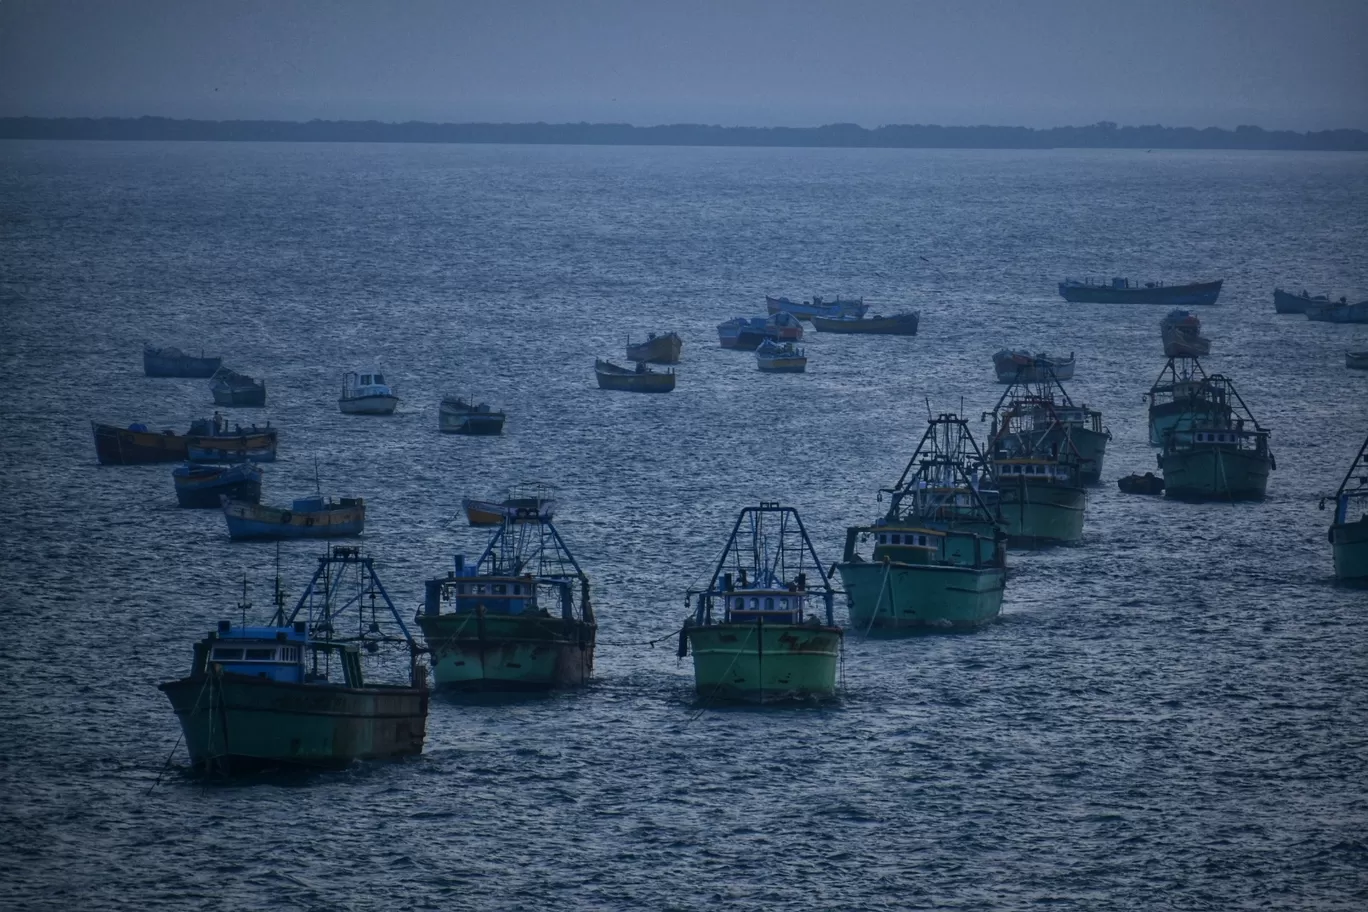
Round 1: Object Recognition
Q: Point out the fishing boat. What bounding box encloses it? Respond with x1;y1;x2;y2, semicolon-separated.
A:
144;345;222;378
625;331;683;364
92;413;277;465
810;311;920;335
594;359;676;393
988;369;1109;484
1306;298;1368;324
837;414;1007;631
1117;472;1165;495
765;295;869;321
717;313;803;350
1274;288;1331;314
173;462;263;508
679;503;841;702
222;494;365;540
438;396;505;435
1324;430;1368;585
1057;277;1223;306
981;398;1089;546
767;311;804;341
1160;309;1211;358
462;491;556;527
755;339;807;373
992;350;1075;383
1145;357;1228;447
1157;375;1274;501
418;514;595;691
158;547;427;773
209;368;266;407
1348;351;1368;370
338;371;399;415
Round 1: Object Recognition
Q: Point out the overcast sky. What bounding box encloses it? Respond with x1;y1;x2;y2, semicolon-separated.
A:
2;0;1365;130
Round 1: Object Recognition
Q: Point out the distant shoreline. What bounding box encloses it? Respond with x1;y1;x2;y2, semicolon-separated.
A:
2;116;1366;151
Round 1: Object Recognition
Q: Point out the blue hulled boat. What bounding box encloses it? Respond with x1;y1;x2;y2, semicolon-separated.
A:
1058;278;1222;306
144;345;223;378
173;462;263;508
223;494;365;541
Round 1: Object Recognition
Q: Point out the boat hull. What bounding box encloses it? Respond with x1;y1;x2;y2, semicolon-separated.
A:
222;499;366;540
595;364;676;392
173;464;262;508
1331;520;1368;585
92;422;188;465
1273;289;1323;314
993;358;1075;383
1348;352;1368;370
1306;301;1368;324
685;622;842;703
439;412;505;434
144;350;222;378
1058;279;1222;306
1031;426;1107;484
159;673;426;772
417;613;595;691
756;356;807;373
810;313;919;335
838;561;1004;631
211;386;266;408
186;431;278;463
996;478;1087;545
339;395;399;415
626;334;683;364
1160;446;1271;501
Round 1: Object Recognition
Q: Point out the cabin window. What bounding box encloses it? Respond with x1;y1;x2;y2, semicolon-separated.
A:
919;535;927;546
878;534;887;544
281;647;299;662
734;597;746;611
244;648;275;661
212;648;243;661
512;584;521;595
493;583;506;595
374;374;384;384
765;597;774;610
749;598;759;610
474;585;485;595
778;598;788;610
891;534;901;544
361;375;371;385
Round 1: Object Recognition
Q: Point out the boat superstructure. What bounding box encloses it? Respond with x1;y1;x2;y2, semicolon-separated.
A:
837;414;1007;631
987;366;1109;484
755;339;808;373
1145;356;1227;447
681;503;841;702
1325;431;1368;585
1160;309;1211;358
625;331;683;364
1157;374;1273;501
981;396;1089;545
339;371;399;415
439;396;506;434
992;350;1075;383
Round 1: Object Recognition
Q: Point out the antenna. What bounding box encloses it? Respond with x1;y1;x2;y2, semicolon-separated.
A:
313;453;321;494
925;396;933;422
239;575;250;629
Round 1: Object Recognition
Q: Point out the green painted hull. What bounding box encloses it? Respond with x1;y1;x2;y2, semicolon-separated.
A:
1033;427;1108;484
838;561;1005;631
686;622;842;702
159;673;427;772
996;478;1087;545
1161;446;1270;501
417;612;595;692
1331;520;1368;585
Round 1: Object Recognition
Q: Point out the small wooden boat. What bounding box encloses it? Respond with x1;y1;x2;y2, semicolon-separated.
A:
338;371;398;415
210;368;266;407
992;350;1075;383
1325;431;1368;585
1348;351;1368;370
439;396;505;435
463;494;556;527
755;339;807;373
810;311;919;335
625;331;682;364
765;295;869;321
1274;288;1330;314
173;462;263;508
717;313;803;349
767;311;804;341
1307;299;1368;324
92;414;277;465
1117;472;1165;495
222;494;365;540
158;548;427;773
1058;277;1222;306
594;359;675;393
186;414;278;463
144;345;222;378
1160;309;1211;358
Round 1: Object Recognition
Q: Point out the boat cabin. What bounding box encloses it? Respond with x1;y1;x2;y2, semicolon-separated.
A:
871;526;942;564
996;459;1074;482
194;621;364;687
723;589;807;625
342;372;394;399
423;554;569;619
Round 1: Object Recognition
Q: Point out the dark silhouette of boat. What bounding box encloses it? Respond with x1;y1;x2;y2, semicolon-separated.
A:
144;345;222;377
210;368;266;407
594;359;675;393
625;331;682;364
1117;472;1165;495
810;311;919;335
1273;288;1330;314
172;462;263;508
1058;278;1222;306
92;414;277;465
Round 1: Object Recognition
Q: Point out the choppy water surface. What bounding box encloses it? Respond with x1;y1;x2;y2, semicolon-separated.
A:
2;142;1367;910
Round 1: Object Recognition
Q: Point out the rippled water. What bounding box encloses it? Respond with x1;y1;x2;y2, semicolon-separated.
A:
2;141;1367;910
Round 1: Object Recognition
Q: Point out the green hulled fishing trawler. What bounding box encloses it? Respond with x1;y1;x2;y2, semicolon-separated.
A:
158;547;428;774
679;503;841;703
988;361;1109;484
1324;430;1368;585
418;514;595;692
982;396;1089;545
1157;375;1274;501
837;414;1007;631
1145;356;1230;447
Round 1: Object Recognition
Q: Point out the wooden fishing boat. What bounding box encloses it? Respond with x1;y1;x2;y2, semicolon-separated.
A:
1145;357;1228;447
1348;351;1368;370
144;345;222;378
810;311;920;335
594;359;676;393
92;414;277;465
158;548;427;774
338;371;398;415
418;516;595;692
989;368;1109;484
1274;288;1330;314
680;503;841;702
222;494;365;540
982;398;1089;546
210;368;266;407
173;462;263;508
765;295;868;320
462;493;556;527
717;313;803;349
755;339;807;373
1058;277;1222;306
1117;472;1165;495
1324;430;1368;585
1306;299;1368;324
992;350;1075;383
1160;309;1211;358
625;331;683;364
838;414;1006;631
439;396;505;435
1158;375;1274;501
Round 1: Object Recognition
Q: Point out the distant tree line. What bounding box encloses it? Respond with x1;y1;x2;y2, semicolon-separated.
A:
1;116;1365;151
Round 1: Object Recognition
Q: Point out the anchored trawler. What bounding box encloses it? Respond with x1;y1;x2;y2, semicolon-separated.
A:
837;414;1007;631
679;503;841;702
418;513;594;692
1145;356;1229;447
987;363;1109;484
1324;430;1368;585
1157;374;1274;501
981;396;1089;545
